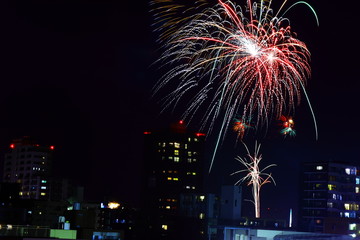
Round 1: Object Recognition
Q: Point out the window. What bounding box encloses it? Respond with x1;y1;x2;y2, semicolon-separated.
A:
174;150;179;156
349;223;357;231
316;165;323;170
162;225;168;230
328;184;336;191
174;143;180;148
174;157;180;162
356;177;360;185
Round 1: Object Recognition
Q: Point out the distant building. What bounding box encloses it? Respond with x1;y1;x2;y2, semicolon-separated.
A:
142;121;208;239
220;185;242;224
299;160;360;237
3;137;54;200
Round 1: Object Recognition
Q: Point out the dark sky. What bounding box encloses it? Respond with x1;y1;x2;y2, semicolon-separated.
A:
0;0;359;224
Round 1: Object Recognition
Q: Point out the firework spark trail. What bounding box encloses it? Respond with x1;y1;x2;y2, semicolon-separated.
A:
152;0;318;171
231;142;276;218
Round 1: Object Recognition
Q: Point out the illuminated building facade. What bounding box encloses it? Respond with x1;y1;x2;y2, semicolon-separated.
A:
300;161;360;237
143;121;207;239
2;137;54;200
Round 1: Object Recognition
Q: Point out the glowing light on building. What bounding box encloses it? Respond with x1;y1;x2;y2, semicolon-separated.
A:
108;202;120;209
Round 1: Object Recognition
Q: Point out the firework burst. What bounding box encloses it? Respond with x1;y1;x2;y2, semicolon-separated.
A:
231;142;276;218
280;115;296;137
233;117;252;140
153;0;318;170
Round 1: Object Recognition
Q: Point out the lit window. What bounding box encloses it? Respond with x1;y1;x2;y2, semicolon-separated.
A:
356;178;360;185
185;144;188;149
187;152;192;157
191;186;196;190
192;172;197;175
316;166;323;170
187;158;192;163
174;143;180;148
40;192;46;196
199;196;205;201
186;186;190;189
328;184;336;191
41;180;47;183
41;186;46;190
199;213;205;219
345;167;357;175
174;157;180;162
188;138;191;142
345;203;350;210
162;225;168;230
174;150;179;156
166;206;171;209
173;178;179;181
349;223;357;231
356;187;360;193
19;192;23;196
327;202;333;208
167;177;172;180
194;138;198;142
345;212;350;218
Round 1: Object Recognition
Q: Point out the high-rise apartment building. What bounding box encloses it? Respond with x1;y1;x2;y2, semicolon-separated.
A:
299;161;360;237
142;121;207;239
3;137;54;200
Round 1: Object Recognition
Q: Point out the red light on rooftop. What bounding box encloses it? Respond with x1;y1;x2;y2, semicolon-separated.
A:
143;131;151;135
195;133;206;137
50;146;55;150
179;120;184;124
10;144;15;149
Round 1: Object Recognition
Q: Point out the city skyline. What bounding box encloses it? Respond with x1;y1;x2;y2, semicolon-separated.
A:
0;0;359;224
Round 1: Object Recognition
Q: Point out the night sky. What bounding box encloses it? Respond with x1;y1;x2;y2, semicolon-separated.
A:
0;0;360;225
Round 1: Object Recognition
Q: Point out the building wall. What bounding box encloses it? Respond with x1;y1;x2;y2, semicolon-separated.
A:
220;185;242;222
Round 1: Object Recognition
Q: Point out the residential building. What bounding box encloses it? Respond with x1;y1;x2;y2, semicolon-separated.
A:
299;160;360;237
142;120;207;239
3;137;54;200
